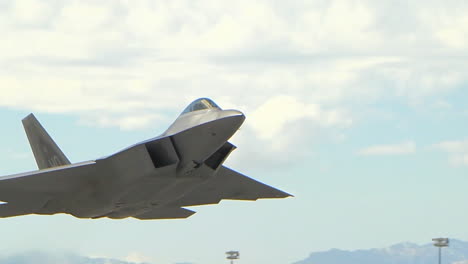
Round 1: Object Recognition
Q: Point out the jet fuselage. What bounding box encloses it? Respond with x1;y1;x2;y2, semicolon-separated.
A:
0;98;290;220
43;102;245;218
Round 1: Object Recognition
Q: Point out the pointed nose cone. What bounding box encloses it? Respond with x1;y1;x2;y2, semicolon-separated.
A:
217;110;245;132
170;109;245;166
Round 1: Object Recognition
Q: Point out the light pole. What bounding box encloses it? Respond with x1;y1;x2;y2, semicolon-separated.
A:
432;238;449;264
226;251;240;264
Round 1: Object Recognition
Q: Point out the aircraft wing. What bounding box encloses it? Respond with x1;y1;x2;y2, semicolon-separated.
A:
0;161;96;217
174;166;291;207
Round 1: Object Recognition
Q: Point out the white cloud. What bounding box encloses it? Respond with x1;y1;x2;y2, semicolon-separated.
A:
0;1;465;113
292;1;379;52
79;113;167;131
55;2;114;32
0;0;467;168
418;2;468;49
225;95;352;169
357;141;416;156
249;95;351;141
433;140;468;166
434;140;468;153
11;0;52;25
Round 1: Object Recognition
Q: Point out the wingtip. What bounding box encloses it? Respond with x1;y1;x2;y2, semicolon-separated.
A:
261;190;293;199
275;189;293;198
280;192;294;198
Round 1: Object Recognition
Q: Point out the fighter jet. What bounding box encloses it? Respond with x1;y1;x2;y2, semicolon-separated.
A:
0;98;291;219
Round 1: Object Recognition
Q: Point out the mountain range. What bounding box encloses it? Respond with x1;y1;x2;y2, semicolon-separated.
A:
0;252;149;264
294;239;468;264
4;239;468;264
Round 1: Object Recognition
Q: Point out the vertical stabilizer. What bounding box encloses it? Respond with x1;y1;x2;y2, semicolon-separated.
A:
22;114;71;170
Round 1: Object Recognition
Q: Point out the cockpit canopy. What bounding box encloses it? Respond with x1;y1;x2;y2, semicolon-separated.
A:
182;98;221;114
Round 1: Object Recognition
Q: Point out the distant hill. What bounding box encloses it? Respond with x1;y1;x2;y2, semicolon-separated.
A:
294;239;468;264
0;252;150;264
5;240;468;264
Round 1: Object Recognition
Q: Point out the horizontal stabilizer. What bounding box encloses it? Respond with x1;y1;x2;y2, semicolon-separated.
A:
22;114;71;170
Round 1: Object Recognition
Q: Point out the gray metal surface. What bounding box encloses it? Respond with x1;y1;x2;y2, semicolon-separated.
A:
0;98;291;219
22;114;71;169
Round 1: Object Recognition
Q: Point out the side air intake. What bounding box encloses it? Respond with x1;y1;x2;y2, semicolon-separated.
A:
145;137;180;168
205;142;236;170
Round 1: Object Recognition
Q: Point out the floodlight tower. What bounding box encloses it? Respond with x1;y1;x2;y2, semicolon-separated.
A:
432;238;449;264
226;251;240;264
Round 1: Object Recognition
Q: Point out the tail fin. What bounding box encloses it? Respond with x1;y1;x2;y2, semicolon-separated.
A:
22;114;71;170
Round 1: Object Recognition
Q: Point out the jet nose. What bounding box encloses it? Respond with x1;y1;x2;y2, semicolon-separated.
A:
217;110;245;134
217;110;245;127
170;109;246;168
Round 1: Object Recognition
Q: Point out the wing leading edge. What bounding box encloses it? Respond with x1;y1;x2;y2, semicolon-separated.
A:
174;166;292;207
134;166;291;219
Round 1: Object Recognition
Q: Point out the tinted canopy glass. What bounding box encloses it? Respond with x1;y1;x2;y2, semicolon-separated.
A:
182;98;221;114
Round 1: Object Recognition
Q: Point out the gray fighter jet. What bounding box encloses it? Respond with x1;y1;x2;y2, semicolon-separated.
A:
0;98;291;219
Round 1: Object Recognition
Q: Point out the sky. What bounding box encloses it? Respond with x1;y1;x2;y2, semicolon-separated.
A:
0;0;468;264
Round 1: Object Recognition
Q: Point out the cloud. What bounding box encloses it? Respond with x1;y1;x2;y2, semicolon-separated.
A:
0;1;466;112
357;141;416;156
10;0;53;26
78;112;167;131
248;95;352;141
0;0;468;169
433;140;468;153
225;95;352;169
433;140;468;166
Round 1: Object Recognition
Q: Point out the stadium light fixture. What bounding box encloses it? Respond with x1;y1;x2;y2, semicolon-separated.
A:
432;238;449;264
226;251;240;264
